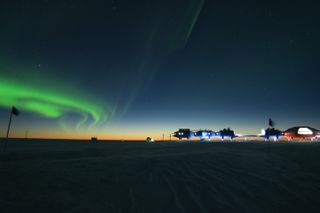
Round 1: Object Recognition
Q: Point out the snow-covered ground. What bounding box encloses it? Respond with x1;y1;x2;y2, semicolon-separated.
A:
1;140;320;212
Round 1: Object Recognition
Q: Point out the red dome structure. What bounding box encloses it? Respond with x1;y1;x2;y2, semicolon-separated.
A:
284;126;320;141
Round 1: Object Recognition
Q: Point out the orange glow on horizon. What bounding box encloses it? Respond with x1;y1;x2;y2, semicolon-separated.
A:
6;132;175;141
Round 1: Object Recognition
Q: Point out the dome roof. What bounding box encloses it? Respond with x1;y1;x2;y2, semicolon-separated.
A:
285;126;318;131
284;126;319;135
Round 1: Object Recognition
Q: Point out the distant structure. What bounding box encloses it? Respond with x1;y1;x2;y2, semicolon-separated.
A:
172;119;320;142
146;137;154;143
173;129;193;140
259;118;283;141
194;129;216;140
284;126;320;141
91;137;98;142
173;128;238;141
219;128;237;140
259;128;283;141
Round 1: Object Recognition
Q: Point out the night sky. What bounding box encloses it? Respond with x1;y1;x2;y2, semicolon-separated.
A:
0;0;319;139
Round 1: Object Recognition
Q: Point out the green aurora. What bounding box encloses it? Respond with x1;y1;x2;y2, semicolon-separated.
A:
0;77;109;128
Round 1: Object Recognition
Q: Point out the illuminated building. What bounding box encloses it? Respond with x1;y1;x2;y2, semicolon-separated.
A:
173;128;237;141
259;128;283;141
173;126;320;142
284;126;320;141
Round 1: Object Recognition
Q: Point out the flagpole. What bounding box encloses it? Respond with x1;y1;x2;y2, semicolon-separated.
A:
6;111;13;138
3;111;13;152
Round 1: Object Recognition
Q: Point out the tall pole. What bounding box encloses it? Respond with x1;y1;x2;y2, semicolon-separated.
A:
4;111;13;152
6;112;13;138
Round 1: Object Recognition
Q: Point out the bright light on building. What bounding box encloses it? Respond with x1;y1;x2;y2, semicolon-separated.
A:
298;128;313;135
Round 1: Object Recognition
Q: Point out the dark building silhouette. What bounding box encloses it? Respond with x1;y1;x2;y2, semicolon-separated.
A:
219;128;237;140
173;129;193;140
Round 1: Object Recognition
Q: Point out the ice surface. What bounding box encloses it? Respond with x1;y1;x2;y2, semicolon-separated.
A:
0;140;320;213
